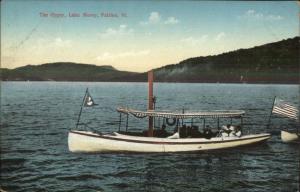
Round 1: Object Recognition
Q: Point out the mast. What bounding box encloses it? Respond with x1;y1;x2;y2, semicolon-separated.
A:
148;70;154;137
266;96;276;131
75;88;88;129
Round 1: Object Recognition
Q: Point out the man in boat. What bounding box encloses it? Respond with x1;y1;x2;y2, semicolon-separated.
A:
221;124;242;137
203;125;213;139
221;124;232;137
159;124;168;138
153;124;168;138
229;125;236;137
234;125;242;137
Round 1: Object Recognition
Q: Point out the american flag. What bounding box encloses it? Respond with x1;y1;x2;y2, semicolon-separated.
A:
272;98;299;120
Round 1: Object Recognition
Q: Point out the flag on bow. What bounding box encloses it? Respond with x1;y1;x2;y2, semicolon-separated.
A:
83;88;97;107
272;98;299;120
75;88;97;128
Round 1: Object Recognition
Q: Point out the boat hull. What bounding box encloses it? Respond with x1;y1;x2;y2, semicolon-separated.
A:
68;131;271;153
281;130;299;143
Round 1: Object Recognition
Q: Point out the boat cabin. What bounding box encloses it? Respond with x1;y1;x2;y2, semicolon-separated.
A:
117;107;245;139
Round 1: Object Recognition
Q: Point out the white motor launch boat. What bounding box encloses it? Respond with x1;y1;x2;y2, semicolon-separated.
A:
68;71;271;153
281;130;299;143
68;130;270;153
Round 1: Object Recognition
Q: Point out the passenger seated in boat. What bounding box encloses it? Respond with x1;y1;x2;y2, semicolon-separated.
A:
232;125;242;137
222;125;242;137
203;125;213;139
228;125;235;137
222;124;230;131
235;130;242;137
159;124;168;138
221;124;232;137
179;125;187;138
152;125;168;138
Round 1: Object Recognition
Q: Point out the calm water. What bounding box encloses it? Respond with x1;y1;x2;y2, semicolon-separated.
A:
1;82;299;192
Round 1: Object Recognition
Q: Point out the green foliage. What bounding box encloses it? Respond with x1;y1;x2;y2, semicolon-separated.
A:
1;62;139;82
1;37;299;83
153;37;299;83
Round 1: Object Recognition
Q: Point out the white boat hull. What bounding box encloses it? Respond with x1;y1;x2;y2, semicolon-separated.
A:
68;130;271;153
281;130;299;143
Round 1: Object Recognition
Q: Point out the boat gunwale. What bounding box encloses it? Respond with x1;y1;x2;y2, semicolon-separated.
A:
69;130;270;145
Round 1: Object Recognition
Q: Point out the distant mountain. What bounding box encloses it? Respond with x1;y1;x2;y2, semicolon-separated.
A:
1;37;299;83
0;62;139;82
152;36;299;84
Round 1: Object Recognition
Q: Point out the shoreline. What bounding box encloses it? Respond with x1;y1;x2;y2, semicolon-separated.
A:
1;80;299;85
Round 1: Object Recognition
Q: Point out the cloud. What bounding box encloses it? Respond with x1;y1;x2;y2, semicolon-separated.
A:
164;17;179;25
215;32;225;41
149;12;161;24
265;14;284;21
140;12;161;25
54;37;71;47
99;24;134;38
140;12;179;26
239;9;283;21
181;35;208;46
96;50;150;61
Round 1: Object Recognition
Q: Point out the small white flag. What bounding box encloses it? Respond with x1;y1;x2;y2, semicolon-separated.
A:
84;90;97;107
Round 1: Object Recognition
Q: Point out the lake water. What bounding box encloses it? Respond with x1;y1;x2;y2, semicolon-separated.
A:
1;82;299;192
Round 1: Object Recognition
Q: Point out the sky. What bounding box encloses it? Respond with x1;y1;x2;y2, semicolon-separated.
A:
1;1;299;72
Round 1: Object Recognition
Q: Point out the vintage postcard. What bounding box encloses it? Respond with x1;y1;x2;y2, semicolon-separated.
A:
1;1;299;192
